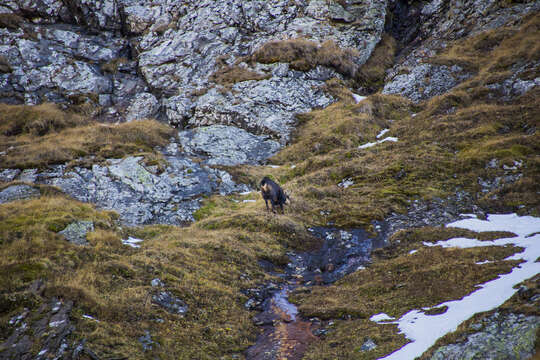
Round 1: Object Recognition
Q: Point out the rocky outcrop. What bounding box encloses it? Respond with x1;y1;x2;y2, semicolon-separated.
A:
383;0;540;102
179;125;281;166
2;151;248;226
0;184;39;203
1;0;388;141
430;312;539;360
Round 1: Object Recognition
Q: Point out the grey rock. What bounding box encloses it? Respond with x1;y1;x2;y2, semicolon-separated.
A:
0;184;40;203
0;169;21;182
126;92;159;121
5;151;248;226
382;63;472;103
138;330;154;351
58;221;94;245
430;312;540;360
152;291;188;315
178;125;281;166
360;338;377;352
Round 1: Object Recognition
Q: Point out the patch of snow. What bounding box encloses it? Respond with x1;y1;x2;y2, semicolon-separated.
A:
82;315;99;322
379;213;540;360
243;199;256;203
268;165;280;168
475;260;492;265
122;236;143;248
291;164;297;169
357;265;366;271
409;250;418;255
459;213;478;219
352;93;367;103
376;128;390;139
338;178;354;189
379;137;398;143
359;137;398;150
38;349;47;356
49;320;65;328
370;313;395;322
358;141;377;149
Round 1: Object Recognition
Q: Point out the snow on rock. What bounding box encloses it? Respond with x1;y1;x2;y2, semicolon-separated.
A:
379;213;540;360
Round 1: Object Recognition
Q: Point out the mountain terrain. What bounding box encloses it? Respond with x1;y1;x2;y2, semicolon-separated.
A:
0;0;539;359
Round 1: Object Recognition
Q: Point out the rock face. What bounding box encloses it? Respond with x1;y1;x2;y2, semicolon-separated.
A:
430;312;539;360
0;184;40;203
383;0;540;102
179;125;281;166
2;151;248;226
0;0;388;141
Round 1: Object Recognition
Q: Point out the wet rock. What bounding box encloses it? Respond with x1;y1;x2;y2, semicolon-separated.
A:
178;125;281;166
152;291;188;315
0;299;95;360
58;220;94;245
430;312;540;360
0;184;40;203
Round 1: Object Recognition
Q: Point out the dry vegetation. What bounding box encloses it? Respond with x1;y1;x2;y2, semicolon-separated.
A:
0;103;174;169
251;39;360;78
209;65;271;86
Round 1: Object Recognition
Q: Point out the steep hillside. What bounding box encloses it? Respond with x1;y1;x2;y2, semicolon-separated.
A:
1;1;539;359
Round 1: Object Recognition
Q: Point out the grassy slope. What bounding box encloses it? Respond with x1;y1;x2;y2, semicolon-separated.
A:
0;11;539;360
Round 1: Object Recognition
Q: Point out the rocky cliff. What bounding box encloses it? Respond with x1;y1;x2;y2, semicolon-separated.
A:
0;0;539;359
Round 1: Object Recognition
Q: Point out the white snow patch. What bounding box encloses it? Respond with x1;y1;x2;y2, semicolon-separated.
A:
82;315;99;322
352;93;367;103
49;320;65;328
475;260;492;265
409;250;418;255
122;236;143;248
242;199;256;203
378;213;540;360
376;128;390;139
267;165;280;168
291;164;297;169
370;313;395;322
359;137;398;149
38;349;47;356
459;213;478;219
358;141;377;149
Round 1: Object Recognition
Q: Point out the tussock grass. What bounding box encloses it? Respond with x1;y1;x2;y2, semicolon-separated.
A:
0;103;174;169
210;65;271;86
251;39;360;77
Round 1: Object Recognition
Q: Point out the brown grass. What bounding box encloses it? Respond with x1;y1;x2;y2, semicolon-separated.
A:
251;39;359;78
209;65;270;86
0;103;174;169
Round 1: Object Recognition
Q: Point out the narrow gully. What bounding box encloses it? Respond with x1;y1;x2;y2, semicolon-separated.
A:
245;226;387;360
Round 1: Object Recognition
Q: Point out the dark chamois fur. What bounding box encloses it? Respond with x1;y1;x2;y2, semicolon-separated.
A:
260;176;289;214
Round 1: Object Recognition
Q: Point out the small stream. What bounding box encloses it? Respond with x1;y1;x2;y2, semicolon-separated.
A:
245;226;387;360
